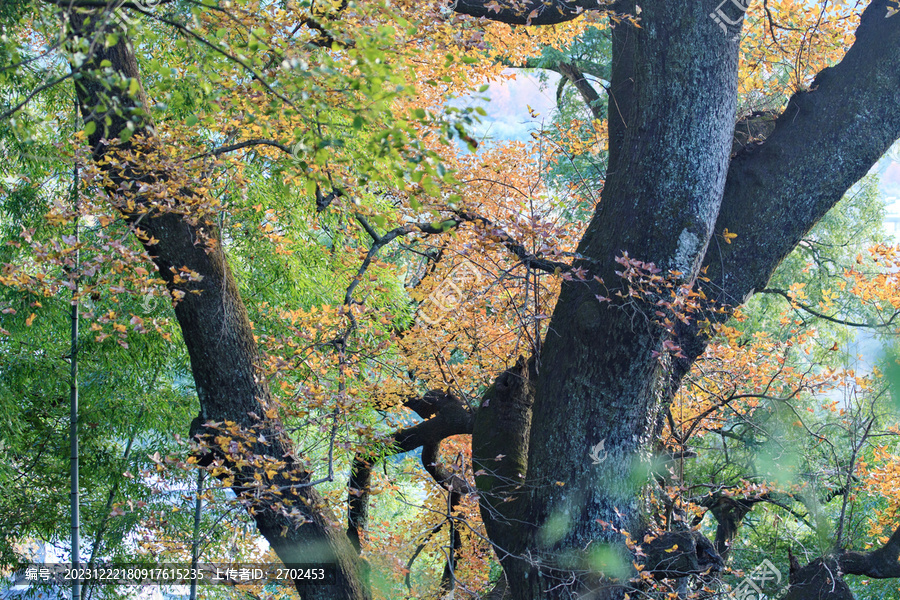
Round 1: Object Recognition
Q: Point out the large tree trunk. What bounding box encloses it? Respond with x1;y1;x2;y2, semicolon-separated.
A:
503;3;741;598
464;0;900;598
67;9;367;599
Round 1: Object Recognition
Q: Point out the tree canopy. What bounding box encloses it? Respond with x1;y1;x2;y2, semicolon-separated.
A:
4;1;900;599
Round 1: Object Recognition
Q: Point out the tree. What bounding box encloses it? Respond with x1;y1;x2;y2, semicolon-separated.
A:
465;2;900;599
5;0;900;599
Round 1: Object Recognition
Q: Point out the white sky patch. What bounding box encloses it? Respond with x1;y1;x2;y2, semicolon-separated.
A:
449;69;562;144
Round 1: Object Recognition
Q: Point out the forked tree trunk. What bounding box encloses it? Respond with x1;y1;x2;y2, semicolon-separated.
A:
61;1;900;599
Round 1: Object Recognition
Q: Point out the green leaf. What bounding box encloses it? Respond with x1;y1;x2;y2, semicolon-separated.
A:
83;121;96;136
185;115;199;127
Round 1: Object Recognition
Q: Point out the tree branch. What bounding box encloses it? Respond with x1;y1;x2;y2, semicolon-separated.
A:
707;0;900;310
189;138;293;160
499;56;610;83
453;211;573;273
346;391;474;552
0;72;73;121
759;287;900;329
405;441;471;592
555;61;604;120
344;218;464;305
452;0;613;26
839;523;900;578
671;0;900;407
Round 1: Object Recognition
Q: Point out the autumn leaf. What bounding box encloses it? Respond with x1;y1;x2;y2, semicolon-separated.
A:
722;228;737;243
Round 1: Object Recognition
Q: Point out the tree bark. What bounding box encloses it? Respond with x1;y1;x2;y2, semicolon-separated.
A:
497;3;741;597
66;8;367;599
464;1;900;597
471;357;536;585
779;526;900;599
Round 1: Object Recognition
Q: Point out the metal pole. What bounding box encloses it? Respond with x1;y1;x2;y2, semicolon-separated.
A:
190;470;205;600
69;161;81;600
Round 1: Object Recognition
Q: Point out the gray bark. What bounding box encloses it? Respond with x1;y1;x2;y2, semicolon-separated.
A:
502;3;740;597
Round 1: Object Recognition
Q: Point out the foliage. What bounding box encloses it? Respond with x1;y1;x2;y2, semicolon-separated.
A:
3;1;900;599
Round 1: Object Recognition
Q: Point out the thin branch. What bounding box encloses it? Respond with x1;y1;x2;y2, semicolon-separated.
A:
0;72;74;121
759;287;900;328
452;0;615;26
346;392;473;552
146;12;301;111
354;213;381;243
189;138;292;160
453;211;574;274
344;219;463;305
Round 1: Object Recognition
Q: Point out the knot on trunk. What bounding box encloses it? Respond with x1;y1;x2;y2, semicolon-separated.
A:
731;110;778;157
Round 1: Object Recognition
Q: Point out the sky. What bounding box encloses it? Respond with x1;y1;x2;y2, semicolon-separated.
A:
451;70;562;144
874;149;900;230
